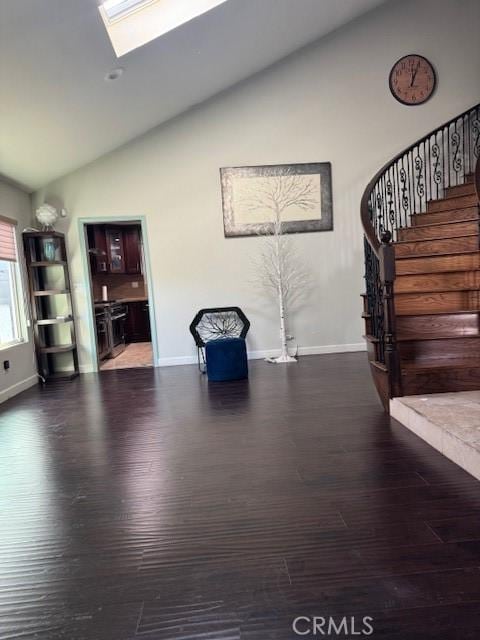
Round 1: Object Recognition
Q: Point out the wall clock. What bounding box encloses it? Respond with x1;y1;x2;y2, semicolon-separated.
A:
389;54;436;105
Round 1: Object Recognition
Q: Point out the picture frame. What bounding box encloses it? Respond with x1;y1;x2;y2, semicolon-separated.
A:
220;162;333;238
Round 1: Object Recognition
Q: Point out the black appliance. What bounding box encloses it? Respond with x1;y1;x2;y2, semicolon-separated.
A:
95;301;127;360
109;302;127;358
95;308;110;360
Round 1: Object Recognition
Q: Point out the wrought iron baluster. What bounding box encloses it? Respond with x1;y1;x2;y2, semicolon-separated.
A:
386;172;395;239
383;174;390;238
408;150;414;222
427;135;432;205
451;119;462;186
431;134;441;200
399;160;409;223
376;187;384;237
473;111;480;163
380;177;386;238
414;148;425;214
394;162;401;229
465;114;470;176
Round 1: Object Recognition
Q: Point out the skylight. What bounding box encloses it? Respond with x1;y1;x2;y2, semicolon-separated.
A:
102;0;152;23
99;0;230;57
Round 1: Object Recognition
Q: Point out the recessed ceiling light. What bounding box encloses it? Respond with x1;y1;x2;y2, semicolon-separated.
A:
104;67;124;82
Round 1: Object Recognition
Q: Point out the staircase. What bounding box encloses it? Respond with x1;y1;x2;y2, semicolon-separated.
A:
361;104;480;410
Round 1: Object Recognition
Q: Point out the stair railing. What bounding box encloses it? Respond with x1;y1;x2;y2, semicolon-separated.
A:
476;139;480;204
361;102;480;399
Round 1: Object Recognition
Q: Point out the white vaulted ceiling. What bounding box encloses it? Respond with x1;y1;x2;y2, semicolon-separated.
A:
0;0;389;190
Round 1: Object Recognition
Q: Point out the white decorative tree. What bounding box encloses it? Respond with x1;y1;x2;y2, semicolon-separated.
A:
245;173;318;363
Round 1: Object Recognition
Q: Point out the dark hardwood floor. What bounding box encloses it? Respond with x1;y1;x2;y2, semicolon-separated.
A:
1;352;480;639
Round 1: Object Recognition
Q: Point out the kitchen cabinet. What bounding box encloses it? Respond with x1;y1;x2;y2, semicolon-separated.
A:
105;227;125;274
125;301;151;342
88;226;108;274
89;225;142;275
123;226;142;274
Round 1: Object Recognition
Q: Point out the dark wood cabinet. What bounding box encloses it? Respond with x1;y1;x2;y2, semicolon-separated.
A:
92;226;108;274
105;227;125;274
123;226;142;274
125;301;151;342
89;225;142;275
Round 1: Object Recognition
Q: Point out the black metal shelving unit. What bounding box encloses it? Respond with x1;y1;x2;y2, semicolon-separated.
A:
23;231;79;382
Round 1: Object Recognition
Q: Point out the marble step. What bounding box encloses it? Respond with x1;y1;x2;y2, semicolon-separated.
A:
391;392;480;482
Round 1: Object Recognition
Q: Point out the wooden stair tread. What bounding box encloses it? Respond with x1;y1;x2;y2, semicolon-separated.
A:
396;312;480;341
396;250;478;260
395;252;480;275
427;192;477;206
445;182;477;197
395;288;480;315
427;194;478;213
396;308;480;317
397;333;480;342
397;216;479;231
396;286;480;293
394;236;478;259
396;266;480;273
402;356;480;372
428;192;478;203
395;248;479;260
397;219;478;243
411;206;479;227
395;270;480;293
399;335;480;362
394;233;477;245
411;210;478;226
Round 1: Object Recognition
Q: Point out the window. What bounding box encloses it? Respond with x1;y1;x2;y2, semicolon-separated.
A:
0;218;25;348
99;0;230;57
101;0;152;22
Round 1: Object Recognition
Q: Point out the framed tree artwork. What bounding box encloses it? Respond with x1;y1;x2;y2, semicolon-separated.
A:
220;162;333;238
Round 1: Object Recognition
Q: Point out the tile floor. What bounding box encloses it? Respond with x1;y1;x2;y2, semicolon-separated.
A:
100;342;153;370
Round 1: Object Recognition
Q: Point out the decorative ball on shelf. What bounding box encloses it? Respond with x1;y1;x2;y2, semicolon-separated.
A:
35;204;59;231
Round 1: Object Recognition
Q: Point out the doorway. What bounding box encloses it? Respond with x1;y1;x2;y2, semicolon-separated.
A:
80;217;158;372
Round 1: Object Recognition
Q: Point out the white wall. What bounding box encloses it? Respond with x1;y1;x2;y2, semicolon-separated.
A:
34;0;480;371
0;180;37;402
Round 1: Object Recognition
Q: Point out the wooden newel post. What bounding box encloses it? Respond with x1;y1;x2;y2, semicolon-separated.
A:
379;231;402;398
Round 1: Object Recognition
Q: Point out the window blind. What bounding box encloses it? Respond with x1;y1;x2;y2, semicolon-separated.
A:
0;217;18;262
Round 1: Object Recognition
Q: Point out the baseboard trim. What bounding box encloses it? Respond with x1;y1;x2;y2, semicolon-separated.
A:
297;343;366;356
156;343;366;368
0;374;38;404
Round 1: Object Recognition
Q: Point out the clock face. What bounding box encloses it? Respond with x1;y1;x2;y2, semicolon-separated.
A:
389;54;436;105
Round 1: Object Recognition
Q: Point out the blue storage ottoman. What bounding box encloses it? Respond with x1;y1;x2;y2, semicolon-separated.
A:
205;337;248;381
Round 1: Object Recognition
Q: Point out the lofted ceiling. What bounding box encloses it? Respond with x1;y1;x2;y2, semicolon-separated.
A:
0;0;388;190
